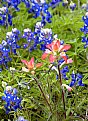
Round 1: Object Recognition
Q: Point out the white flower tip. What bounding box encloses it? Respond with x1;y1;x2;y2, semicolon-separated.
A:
22;67;29;72
6;32;12;38
67;58;73;63
24;28;31;33
10;67;15;71
62;84;73;92
85;12;88;16
12;28;17;32
2;81;7;87
6;86;12;92
53;34;58;39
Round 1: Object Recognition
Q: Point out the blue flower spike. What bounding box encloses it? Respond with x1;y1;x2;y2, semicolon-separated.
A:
70;1;76;11
69;72;85;87
80;12;88;48
16;116;28;121
0;6;12;26
62;0;68;7
2;86;22;114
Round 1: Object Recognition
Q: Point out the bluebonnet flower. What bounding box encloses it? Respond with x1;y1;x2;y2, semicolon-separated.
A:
56;68;84;87
38;28;53;50
22;28;34;43
21;0;30;8
80;12;88;34
49;0;62;9
6;28;20;54
4;0;21;11
80;12;88;48
3;0;52;25
0;6;12;26
58;56;73;67
62;0;68;7
62;0;76;11
82;4;88;11
34;21;44;34
69;1;76;11
60;40;64;45
61;66;69;80
39;28;52;42
22;23;53;51
16;116;28;121
56;66;69;80
69;73;85;87
58;58;65;65
22;28;36;51
81;36;88;48
2;86;22;114
0;41;11;71
28;0;52;25
0;28;21;71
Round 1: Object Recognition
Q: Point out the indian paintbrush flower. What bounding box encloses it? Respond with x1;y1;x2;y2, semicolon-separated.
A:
21;57;42;74
41;39;72;63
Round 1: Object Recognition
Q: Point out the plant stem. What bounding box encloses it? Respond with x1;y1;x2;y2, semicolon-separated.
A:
33;77;52;113
57;64;66;119
78;0;80;9
38;64;54;82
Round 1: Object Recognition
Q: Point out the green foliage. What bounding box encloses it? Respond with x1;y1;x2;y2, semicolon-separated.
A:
0;0;88;121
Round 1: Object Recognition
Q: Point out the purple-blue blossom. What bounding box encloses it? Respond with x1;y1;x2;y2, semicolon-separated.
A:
3;0;21;11
0;28;21;71
0;6;12;26
62;0;76;11
80;12;88;48
22;23;53;51
38;28;53;50
34;21;44;34
56;66;69;80
21;0;30;8
49;0;62;9
80;12;88;34
62;0;68;7
16;116;28;121
2;86;22;114
22;28;36;51
28;0;52;25
6;28;20;54
82;4;88;11
69;73;85;87
81;36;88;48
61;66;69;80
69;1;76;11
0;41;11;71
1;0;52;25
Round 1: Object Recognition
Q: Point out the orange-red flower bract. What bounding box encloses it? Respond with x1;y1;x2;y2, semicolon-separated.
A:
49;54;57;63
36;63;43;68
41;39;72;63
41;52;48;60
21;57;34;70
21;57;42;71
46;40;71;52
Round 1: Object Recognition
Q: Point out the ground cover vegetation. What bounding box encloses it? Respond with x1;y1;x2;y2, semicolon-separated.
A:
0;0;88;121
